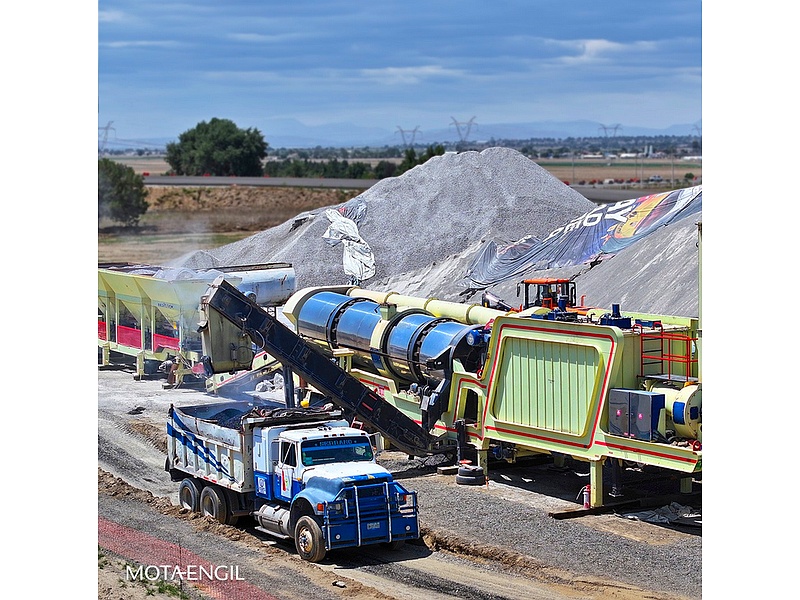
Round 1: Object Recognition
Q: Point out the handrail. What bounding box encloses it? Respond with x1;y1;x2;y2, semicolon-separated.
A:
640;325;697;381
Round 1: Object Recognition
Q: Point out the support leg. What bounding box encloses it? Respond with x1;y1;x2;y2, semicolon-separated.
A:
589;458;605;508
135;352;145;380
476;449;489;476
610;458;624;498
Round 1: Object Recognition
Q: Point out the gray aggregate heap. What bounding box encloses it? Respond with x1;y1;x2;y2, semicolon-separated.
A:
169;146;701;318
170;147;595;289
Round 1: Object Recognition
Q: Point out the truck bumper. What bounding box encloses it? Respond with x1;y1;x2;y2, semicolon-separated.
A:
324;511;419;550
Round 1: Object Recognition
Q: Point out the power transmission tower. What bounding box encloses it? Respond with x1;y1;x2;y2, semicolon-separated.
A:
692;123;702;153
598;123;621;137
99;121;115;154
450;116;477;145
396;126;421;148
598;123;621;150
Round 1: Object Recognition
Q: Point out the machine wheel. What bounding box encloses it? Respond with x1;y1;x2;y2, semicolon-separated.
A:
222;489;241;526
199;485;229;524
178;478;204;512
381;540;405;551
294;516;326;563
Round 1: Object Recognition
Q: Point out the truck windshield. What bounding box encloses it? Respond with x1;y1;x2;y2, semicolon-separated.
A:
300;437;374;466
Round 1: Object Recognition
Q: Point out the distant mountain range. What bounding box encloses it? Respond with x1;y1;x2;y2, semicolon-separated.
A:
122;119;701;150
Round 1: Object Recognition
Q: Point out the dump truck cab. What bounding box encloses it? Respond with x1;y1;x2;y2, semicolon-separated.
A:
254;421;378;503
251;421;418;560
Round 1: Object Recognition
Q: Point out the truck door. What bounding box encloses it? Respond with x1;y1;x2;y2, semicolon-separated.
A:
275;440;298;502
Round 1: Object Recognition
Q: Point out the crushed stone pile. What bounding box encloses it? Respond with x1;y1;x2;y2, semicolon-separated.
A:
170;147;700;317
170;147;595;286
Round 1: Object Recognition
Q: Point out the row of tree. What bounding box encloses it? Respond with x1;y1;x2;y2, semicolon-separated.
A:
264;145;445;180
99;118;446;226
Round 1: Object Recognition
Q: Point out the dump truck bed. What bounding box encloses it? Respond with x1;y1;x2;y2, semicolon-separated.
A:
167;401;341;493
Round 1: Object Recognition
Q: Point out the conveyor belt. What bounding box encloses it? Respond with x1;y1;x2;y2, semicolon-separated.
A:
200;277;435;457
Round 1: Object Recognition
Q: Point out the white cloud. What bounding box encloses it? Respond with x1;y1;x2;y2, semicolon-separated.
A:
100;40;181;49
552;38;659;65
98;10;127;23
228;32;306;43
358;65;465;85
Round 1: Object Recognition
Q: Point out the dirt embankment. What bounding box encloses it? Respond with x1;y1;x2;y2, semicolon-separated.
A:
143;186;360;233
98;186;360;264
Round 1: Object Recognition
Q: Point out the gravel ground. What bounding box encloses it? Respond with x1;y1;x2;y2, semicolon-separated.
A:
98;367;701;600
383;455;702;600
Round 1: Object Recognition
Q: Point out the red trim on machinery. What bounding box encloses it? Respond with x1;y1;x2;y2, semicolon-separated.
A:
596;439;699;463
479;321;617;449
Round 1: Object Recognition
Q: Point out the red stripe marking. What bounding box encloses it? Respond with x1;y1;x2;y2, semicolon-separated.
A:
480;321;617;447
595;440;699;464
98;517;278;600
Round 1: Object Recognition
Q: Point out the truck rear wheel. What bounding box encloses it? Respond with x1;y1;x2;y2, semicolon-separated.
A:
294;516;326;563
199;485;229;524
381;540;405;551
178;478;204;512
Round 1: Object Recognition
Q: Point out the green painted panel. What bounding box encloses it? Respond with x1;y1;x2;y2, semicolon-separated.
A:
493;337;599;435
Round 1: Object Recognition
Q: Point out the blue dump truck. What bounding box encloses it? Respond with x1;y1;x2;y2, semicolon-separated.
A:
166;402;420;562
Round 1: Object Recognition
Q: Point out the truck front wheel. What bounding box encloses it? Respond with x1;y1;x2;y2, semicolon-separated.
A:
294;516;326;563
199;485;229;525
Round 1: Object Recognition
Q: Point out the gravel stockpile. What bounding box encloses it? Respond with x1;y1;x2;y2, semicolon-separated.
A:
169;147;701;318
170;147;596;290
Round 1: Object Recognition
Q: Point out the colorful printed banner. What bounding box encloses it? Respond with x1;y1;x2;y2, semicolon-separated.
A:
463;186;702;288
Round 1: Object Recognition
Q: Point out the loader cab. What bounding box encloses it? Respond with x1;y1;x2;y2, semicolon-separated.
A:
517;279;577;311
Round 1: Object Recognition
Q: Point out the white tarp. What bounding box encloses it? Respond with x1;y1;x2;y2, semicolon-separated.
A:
322;209;376;285
620;502;701;525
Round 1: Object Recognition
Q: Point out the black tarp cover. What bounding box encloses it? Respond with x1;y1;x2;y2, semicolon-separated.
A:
463;185;702;288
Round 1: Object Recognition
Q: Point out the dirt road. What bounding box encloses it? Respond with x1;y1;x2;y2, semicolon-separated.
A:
98;365;698;600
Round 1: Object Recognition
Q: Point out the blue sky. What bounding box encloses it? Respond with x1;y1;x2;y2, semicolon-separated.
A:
98;0;702;146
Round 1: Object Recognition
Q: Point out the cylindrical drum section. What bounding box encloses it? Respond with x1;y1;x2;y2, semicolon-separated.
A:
295;291;356;345
417;320;476;373
666;384;702;440
647;382;702;440
294;291;383;373
383;312;438;382
234;266;297;307
333;298;383;353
